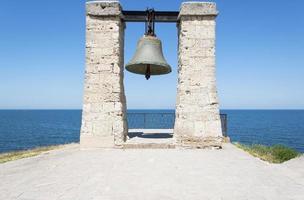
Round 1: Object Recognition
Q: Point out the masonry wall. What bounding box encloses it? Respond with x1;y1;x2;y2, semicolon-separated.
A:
174;2;223;148
80;1;127;148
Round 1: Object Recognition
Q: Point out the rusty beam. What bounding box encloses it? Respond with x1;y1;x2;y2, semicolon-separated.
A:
122;10;179;23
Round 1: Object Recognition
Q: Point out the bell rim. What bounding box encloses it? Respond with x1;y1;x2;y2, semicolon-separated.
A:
125;62;172;75
125;61;171;68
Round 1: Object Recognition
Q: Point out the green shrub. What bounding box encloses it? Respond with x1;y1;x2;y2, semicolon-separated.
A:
0;144;73;164
271;145;299;163
234;143;300;163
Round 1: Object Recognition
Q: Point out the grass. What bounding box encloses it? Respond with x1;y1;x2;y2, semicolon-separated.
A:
234;143;301;163
0;144;72;164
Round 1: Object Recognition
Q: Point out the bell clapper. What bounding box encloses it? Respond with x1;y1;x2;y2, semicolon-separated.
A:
145;64;151;80
144;9;154;81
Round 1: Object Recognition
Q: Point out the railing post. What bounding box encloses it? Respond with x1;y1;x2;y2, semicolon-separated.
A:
220;114;227;137
225;115;228;137
144;113;146;129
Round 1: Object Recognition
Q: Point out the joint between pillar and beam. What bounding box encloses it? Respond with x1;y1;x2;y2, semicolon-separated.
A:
86;1;218;23
87;10;180;23
87;10;218;23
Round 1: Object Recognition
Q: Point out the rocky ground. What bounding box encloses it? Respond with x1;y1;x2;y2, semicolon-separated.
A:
0;143;303;200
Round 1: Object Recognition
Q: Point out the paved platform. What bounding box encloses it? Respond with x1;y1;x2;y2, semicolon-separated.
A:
0;143;303;200
126;129;174;148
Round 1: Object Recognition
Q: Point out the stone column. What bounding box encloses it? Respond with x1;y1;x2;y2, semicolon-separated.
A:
174;2;223;148
80;1;127;148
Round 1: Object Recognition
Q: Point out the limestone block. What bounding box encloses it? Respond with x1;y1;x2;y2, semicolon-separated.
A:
205;120;222;137
80;135;115;149
178;2;218;18
86;1;121;16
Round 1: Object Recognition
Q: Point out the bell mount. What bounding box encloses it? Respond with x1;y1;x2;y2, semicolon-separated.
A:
145;8;155;79
145;8;156;37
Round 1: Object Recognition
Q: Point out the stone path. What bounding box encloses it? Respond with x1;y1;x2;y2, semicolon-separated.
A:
0;143;303;200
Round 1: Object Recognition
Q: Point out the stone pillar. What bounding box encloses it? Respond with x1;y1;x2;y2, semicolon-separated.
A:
174;2;223;148
80;1;127;148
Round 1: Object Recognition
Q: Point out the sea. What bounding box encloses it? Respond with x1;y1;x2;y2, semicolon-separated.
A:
0;110;303;153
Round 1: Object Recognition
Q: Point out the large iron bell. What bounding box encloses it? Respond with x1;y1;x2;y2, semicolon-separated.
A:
125;35;172;79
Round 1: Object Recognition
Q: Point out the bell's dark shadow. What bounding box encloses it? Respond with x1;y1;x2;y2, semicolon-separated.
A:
128;132;173;139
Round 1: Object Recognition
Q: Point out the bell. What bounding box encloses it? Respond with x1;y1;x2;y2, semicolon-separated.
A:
125;35;172;80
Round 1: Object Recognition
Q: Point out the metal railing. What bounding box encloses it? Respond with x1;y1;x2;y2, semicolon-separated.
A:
127;112;227;136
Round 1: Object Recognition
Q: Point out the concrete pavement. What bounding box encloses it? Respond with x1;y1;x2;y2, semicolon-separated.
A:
0;143;303;200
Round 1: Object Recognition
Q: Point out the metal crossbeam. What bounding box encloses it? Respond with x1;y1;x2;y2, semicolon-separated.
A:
122;10;179;23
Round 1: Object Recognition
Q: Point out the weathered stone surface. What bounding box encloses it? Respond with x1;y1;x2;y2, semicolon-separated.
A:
81;1;127;148
174;2;223;148
178;2;218;18
87;1;121;16
176;136;223;149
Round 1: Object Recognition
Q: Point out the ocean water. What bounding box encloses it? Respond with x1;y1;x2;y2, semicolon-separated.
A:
0;110;303;153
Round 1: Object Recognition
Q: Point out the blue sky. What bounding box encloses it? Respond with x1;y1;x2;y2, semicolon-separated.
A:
0;0;303;109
